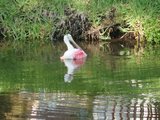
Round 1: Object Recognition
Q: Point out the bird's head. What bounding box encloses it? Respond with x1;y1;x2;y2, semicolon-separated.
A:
66;34;74;42
65;34;81;49
63;34;70;42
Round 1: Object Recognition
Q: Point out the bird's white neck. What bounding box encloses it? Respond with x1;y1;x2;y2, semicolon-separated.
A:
64;37;74;50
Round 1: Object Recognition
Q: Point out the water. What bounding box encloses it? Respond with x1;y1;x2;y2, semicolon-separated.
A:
0;44;160;120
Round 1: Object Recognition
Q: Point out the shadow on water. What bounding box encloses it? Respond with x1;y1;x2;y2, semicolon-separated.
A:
0;44;160;119
0;94;12;119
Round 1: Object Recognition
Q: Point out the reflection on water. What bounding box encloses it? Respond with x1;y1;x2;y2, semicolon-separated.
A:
62;58;86;83
0;44;160;119
1;92;159;119
93;95;159;120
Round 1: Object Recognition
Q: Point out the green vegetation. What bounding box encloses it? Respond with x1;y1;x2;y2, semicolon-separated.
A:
118;0;160;43
0;0;67;48
0;0;160;48
81;0;160;43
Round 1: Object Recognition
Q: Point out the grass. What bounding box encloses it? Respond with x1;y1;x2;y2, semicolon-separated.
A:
83;0;160;43
0;0;160;49
0;0;68;48
118;0;160;43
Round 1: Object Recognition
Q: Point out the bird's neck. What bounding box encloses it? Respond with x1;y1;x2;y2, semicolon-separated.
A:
64;39;74;50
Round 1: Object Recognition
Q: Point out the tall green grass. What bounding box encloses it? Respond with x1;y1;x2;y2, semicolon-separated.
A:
119;0;160;43
71;0;160;43
0;0;160;49
0;0;70;48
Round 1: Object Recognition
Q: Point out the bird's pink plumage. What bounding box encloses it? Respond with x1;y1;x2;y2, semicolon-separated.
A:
73;49;86;60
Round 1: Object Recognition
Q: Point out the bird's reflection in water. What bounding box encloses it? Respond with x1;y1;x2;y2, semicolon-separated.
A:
62;58;86;83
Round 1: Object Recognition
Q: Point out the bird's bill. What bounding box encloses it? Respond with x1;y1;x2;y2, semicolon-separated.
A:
67;35;82;49
71;40;82;49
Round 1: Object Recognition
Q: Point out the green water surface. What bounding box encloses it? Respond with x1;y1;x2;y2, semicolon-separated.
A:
0;44;160;119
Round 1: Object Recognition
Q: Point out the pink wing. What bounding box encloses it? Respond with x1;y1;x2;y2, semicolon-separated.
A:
73;49;86;60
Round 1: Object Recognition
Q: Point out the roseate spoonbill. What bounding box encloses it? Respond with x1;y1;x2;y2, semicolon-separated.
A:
60;34;87;60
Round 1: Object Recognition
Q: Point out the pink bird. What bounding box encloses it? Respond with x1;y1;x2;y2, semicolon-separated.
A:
60;34;87;60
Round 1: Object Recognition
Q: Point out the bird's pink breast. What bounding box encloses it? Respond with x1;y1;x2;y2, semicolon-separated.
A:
73;50;86;60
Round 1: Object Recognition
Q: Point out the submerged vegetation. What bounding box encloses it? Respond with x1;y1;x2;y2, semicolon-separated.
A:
0;0;160;49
